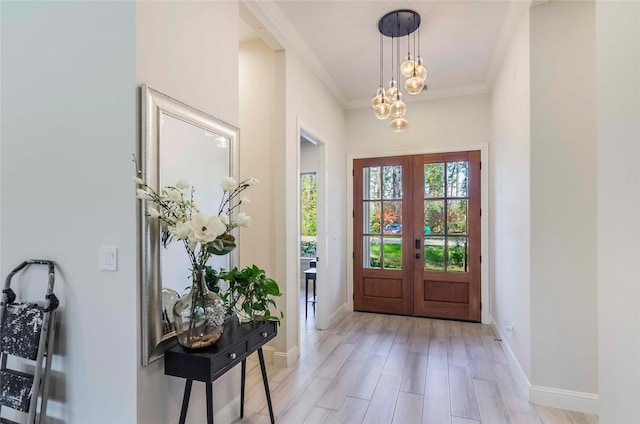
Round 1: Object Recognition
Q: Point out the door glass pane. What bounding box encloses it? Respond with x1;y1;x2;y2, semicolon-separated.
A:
424;163;444;198
383;165;402;199
424;236;445;271
382;201;402;235
446;161;468;198
424;200;444;234
447;237;468;272
383;236;402;269
363;235;381;268
364;201;382;234
447;199;467;234
363;166;381;200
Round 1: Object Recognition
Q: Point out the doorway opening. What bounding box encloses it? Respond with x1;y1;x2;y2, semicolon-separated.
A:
299;133;320;325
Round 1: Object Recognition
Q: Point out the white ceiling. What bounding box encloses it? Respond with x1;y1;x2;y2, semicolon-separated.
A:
240;1;522;109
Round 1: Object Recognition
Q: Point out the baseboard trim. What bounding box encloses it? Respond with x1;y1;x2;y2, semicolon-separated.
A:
490;317;531;397
328;303;349;328
530;385;599;414
216;394;241;424
274;344;299;368
490;317;599;415
262;345;275;363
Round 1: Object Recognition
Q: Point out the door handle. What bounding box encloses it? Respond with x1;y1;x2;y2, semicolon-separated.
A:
415;253;421;259
415;239;421;249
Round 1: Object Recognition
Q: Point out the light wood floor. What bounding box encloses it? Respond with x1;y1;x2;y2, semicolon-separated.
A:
235;296;598;424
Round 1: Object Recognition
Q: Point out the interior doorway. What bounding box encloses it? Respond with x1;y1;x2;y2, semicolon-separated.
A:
353;151;482;322
299;133;320;325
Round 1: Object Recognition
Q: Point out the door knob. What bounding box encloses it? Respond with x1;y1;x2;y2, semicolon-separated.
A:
229;353;237;360
415;253;420;259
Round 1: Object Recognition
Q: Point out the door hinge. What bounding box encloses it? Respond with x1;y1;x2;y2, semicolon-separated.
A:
480;208;482;217
352;251;355;259
481;301;483;310
352;210;354;218
480;161;482;170
480;255;482;264
352;169;354;176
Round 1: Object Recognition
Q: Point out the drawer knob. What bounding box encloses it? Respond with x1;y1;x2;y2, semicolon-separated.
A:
261;332;268;338
229;353;237;360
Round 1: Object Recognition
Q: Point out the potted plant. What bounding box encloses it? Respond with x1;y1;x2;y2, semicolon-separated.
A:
216;265;283;324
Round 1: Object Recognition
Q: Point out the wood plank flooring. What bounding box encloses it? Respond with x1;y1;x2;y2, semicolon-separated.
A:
235;298;598;424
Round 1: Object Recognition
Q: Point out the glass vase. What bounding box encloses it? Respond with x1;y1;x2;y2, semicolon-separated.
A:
173;268;226;349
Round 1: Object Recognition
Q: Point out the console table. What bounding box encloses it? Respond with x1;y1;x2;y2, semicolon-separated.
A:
164;319;277;424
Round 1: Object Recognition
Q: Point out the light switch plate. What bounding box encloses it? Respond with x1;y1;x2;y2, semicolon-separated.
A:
100;246;117;271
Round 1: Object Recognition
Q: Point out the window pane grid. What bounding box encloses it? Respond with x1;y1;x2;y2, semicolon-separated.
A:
424;160;470;273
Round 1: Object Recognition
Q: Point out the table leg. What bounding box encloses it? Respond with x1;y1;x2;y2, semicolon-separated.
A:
305;276;309;319
258;348;275;424
241;358;246;418
178;379;193;424
313;277;316;315
206;382;214;424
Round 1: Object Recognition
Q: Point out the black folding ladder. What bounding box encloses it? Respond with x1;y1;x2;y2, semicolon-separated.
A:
0;260;59;424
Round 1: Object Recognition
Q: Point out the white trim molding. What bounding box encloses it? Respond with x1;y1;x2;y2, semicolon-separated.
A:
215;394;241;424
328;303;349;328
492;318;599;415
274;344;299;368
529;386;599;415
491;317;531;397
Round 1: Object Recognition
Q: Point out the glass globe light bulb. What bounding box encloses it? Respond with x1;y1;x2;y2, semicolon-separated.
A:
415;64;427;80
400;54;415;78
390;117;409;132
370;87;385;108
390;94;407;118
405;76;424;95
374;100;391;120
386;79;398;100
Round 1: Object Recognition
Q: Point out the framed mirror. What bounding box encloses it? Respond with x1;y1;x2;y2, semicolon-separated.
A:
138;84;239;365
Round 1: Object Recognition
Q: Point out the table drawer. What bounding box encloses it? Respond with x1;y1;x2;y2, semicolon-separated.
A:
249;322;276;349
213;340;247;373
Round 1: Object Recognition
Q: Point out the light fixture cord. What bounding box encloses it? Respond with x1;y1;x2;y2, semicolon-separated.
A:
379;32;383;88
397;36;400;98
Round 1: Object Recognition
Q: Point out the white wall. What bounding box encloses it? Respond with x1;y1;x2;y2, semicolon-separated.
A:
239;39;276;277
1;2;137;422
347;94;491;155
300;138;319;174
136;2;240;423
280;50;348;341
490;4;531;382
596;1;640;422
530;0;598;401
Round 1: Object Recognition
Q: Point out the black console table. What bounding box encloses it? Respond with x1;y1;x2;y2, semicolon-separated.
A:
164;319;277;424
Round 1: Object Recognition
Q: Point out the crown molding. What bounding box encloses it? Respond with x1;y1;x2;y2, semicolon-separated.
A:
241;0;349;108
485;0;531;89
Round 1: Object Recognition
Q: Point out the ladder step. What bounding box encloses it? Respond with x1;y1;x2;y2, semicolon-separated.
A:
0;369;34;412
0;417;21;424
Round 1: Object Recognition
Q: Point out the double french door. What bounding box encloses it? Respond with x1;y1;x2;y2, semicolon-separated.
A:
353;151;481;322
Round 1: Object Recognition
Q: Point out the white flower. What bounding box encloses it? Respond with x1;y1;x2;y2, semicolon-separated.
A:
219;213;229;225
237;212;252;228
175;179;189;190
133;176;145;185
171;221;191;240
147;207;161;218
220;176;237;192
167;189;183;202
240;196;250;204
136;188;153;200
246;178;259;186
187;213;226;244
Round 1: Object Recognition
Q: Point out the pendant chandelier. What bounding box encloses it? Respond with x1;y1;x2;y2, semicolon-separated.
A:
371;10;427;133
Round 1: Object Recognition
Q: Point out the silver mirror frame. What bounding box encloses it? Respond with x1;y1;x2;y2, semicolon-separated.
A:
138;84;239;366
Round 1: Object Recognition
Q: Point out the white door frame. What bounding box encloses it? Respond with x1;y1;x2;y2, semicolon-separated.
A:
297;120;329;330
346;144;491;324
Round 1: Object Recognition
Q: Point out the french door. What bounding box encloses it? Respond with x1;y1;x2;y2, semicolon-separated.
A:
353;151;481;322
